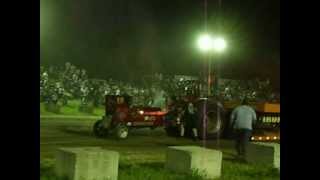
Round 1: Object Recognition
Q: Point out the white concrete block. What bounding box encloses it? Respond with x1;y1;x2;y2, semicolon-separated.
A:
55;147;119;180
165;146;222;179
253;142;280;169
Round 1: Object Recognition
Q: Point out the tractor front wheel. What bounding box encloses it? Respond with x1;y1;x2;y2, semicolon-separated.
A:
93;120;108;138
115;124;129;139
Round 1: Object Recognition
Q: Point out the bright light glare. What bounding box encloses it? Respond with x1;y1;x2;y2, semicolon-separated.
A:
197;34;213;52
212;37;227;52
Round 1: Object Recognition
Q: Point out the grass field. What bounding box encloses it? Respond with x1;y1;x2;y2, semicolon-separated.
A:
40;100;104;116
40;118;280;180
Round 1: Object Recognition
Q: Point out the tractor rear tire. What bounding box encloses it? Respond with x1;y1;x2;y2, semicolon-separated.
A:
93;120;108;138
196;99;225;140
115;124;129;139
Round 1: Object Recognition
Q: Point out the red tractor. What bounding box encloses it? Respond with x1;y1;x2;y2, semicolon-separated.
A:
93;95;167;139
93;93;225;140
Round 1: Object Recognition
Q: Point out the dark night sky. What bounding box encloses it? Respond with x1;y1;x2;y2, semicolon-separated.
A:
40;0;279;89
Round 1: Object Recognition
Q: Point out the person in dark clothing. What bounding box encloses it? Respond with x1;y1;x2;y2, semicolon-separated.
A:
184;102;199;141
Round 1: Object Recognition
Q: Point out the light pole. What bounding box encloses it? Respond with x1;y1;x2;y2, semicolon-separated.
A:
197;34;213;97
212;36;227;97
197;34;227;97
211;36;226;149
197;34;227;148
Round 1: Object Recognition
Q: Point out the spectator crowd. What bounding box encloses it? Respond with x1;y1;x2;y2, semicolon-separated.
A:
40;62;280;109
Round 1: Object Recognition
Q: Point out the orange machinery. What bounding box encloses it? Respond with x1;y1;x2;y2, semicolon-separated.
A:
223;101;280;142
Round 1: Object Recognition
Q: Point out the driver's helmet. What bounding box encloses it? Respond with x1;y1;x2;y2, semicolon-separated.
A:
116;97;125;104
116;89;121;95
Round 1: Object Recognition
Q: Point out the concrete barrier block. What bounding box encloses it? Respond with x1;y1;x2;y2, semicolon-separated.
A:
55;147;119;180
246;143;274;166
165;146;222;179
252;142;280;169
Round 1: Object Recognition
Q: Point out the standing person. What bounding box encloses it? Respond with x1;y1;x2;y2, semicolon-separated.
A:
176;106;185;137
230;98;257;161
170;96;185;137
184;102;199;141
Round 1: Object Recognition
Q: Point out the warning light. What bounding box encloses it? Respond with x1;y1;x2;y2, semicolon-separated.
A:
266;137;270;140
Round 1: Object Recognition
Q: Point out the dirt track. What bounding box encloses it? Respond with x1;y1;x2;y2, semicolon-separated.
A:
40;117;236;162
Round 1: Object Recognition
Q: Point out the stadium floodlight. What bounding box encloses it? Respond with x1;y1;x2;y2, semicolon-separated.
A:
212;37;227;53
197;34;213;52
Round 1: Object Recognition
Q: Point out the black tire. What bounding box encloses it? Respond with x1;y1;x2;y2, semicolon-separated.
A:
196;99;225;140
115;124;129;139
93;120;108;137
221;111;234;139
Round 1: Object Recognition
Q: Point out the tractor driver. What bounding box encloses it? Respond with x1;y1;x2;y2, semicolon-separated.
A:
115;97;129;122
